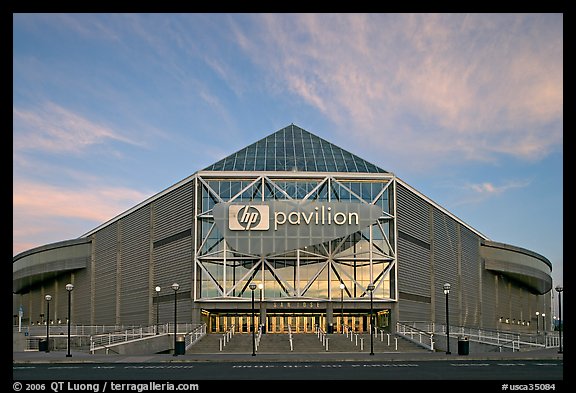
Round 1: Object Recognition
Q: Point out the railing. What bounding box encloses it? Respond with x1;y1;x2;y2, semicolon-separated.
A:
219;324;235;351
90;324;164;353
184;323;207;350
344;325;365;351
398;321;561;352
25;335;93;351
89;323;200;354
287;324;293;351
396;322;434;351
316;324;329;351
255;325;263;351
374;327;399;351
18;324;140;337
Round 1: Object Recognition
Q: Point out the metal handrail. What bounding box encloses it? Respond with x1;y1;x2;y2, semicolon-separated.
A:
184;323;207;350
89;323;202;353
398;321;559;352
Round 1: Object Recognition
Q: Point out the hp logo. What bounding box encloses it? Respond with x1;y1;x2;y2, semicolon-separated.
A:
229;205;270;231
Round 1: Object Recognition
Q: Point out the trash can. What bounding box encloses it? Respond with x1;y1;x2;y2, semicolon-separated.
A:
38;339;48;352
174;335;186;355
458;336;469;355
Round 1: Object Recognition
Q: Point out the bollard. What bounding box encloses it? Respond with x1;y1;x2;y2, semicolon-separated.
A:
360;337;364;351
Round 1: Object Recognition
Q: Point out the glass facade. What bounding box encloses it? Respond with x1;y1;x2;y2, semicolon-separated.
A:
195;125;397;305
204;124;389;174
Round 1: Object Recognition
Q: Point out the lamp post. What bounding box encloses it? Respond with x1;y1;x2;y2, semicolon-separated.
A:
536;311;540;335
555;285;563;353
155;286;161;334
443;283;451;355
258;283;264;333
542;313;546;334
171;283;180;356
367;283;375;355
340;283;345;334
65;284;74;357
249;283;257;356
44;295;52;353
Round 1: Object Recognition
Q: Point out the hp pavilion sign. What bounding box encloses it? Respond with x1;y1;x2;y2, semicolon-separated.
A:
213;200;382;255
229;203;362;231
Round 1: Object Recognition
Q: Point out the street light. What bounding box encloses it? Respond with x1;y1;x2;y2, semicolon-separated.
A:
555;285;563;353
249;283;257;356
367;283;375;356
542;313;546;334
44;295;52;353
65;284;74;357
171;283;180;356
340;283;345;334
443;283;451;355
155;286;161;334
258;283;264;333
536;311;540;335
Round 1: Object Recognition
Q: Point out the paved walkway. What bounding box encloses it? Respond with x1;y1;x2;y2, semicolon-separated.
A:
13;347;563;364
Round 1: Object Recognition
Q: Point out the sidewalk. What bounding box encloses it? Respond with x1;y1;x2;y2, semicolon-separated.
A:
13;347;563;364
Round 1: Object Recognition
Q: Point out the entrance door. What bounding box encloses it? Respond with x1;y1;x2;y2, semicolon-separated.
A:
265;313;324;333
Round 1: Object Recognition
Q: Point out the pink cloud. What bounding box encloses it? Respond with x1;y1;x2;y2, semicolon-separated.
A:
13;180;149;256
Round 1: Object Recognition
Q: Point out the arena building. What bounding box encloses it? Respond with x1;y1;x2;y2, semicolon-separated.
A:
13;124;553;336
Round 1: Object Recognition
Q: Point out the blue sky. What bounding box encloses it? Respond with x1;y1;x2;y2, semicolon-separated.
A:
13;14;563;298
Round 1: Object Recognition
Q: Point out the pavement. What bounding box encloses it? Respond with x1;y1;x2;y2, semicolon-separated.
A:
13;347;563;364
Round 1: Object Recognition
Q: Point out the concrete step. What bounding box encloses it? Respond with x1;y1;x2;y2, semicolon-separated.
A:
186;332;432;354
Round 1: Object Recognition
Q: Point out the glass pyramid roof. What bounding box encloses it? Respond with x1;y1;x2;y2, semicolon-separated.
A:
203;124;388;173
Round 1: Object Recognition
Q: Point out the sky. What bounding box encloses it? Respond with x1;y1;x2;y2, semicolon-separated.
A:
13;13;563;306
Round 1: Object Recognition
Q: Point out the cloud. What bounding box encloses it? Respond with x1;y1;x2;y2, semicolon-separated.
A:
13;180;151;256
13;101;142;155
233;13;563;169
452;178;532;206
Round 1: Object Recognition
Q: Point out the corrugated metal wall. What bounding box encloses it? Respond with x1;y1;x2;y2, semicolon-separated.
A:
93;223;118;325
396;184;431;322
86;179;195;326
151;181;194;323
119;206;151;325
396;181;550;332
153;237;193;322
73;266;91;324
397;182;483;328
154;182;194;240
431;209;459;325
460;226;481;327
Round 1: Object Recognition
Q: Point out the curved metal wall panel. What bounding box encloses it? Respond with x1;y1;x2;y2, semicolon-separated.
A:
481;241;552;294
13;239;91;293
